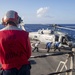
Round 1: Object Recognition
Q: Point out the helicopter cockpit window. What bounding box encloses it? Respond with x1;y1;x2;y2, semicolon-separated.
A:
66;35;72;41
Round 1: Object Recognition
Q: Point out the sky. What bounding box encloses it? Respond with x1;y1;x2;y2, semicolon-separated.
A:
0;0;75;24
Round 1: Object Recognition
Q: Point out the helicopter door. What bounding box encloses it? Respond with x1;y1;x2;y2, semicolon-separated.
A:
55;35;59;41
61;36;67;44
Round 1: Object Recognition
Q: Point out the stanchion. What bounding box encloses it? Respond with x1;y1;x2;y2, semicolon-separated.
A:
55;49;74;75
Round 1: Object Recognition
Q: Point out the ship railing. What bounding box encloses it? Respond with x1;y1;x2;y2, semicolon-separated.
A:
30;50;75;75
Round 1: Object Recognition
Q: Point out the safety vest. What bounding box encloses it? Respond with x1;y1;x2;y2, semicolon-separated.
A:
0;26;31;70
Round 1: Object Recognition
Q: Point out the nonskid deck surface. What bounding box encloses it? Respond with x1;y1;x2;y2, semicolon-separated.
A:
30;40;75;75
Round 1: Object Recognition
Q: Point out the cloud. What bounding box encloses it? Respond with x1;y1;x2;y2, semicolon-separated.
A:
37;7;49;18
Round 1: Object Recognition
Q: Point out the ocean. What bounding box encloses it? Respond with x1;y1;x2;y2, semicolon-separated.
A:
24;24;75;32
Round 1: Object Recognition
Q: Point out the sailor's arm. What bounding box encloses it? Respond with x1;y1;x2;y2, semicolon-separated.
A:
26;33;31;59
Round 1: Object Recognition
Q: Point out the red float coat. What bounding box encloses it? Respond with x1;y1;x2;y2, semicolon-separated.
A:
0;25;31;70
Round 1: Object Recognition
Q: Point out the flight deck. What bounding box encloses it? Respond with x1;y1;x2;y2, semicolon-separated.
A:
30;40;75;75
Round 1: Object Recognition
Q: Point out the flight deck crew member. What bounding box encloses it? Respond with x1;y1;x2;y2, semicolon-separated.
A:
0;10;31;75
46;42;52;53
54;41;60;51
32;41;40;52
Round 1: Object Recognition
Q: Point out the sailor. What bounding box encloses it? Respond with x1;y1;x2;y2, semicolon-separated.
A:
32;41;40;52
54;41;60;51
0;10;31;75
46;42;52;53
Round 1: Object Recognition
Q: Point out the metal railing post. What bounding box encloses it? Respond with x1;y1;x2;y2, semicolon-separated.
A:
69;49;74;75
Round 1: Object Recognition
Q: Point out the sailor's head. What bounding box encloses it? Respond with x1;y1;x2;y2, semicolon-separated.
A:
2;10;23;26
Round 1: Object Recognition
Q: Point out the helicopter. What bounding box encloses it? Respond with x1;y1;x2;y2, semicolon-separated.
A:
29;24;75;48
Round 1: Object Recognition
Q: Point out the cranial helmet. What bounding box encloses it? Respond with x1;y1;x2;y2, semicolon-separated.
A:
2;10;22;25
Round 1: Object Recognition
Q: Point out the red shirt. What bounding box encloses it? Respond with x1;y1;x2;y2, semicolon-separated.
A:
0;30;31;70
